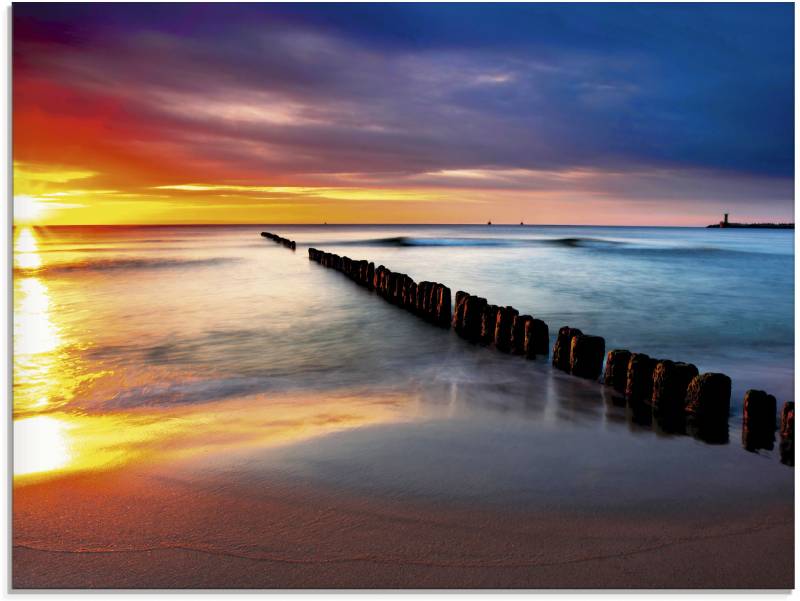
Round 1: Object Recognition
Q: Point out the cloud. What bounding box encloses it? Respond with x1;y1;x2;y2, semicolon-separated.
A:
12;4;794;224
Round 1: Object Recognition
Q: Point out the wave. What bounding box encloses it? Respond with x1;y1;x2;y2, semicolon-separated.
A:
102;376;269;409
309;235;626;249
306;235;788;257
14;257;240;276
544;237;625;249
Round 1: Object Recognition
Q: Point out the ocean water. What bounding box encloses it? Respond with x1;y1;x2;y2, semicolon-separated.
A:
12;224;794;506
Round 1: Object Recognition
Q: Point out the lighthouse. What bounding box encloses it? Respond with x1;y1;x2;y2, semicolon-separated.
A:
721;213;729;228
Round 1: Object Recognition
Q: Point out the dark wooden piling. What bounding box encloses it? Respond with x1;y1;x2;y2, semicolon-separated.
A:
742;389;777;451
528;318;549;357
396;273;408;305
625;353;657;403
383;270;392;300
522;318;547;358
435;285;451;328
453;291;468;332
603;349;631;394
685;373;732;421
356;260;367;286
570;334;605;379
416;281;429;315
494;306;518;353
553;327;582;371
414;282;424;316
399;276;410;307
378;268;388;297
421;282;433;319
406;281;418;313
479;304;498;346
262;231;297;250
781;401;794;440
425;283;438;322
685;373;731;444
410;278;422;314
510;315;532;355
387;272;399;303
652;360;698;415
743;389;777;433
780;401;794;465
463;296;487;343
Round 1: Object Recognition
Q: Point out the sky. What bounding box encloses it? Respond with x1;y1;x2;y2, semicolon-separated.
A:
13;3;795;225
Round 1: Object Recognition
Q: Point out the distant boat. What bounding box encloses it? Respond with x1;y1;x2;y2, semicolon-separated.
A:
520;221;524;225
487;220;492;225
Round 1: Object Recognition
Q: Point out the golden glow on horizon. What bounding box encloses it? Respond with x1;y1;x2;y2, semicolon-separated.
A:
10;159;762;226
13;162;99;224
14;195;50;224
153;183;451;203
14;162;98;185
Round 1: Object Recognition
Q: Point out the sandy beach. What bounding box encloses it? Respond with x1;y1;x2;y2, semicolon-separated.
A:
13;458;794;589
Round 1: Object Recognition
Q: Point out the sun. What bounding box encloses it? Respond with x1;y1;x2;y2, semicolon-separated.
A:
14;195;49;224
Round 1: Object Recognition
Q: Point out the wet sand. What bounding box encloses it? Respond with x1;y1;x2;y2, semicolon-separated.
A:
13;457;794;589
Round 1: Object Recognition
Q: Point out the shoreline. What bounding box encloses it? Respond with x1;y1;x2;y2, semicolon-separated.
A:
13;464;794;589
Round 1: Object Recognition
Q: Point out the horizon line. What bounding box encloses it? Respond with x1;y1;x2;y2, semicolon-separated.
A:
13;222;796;229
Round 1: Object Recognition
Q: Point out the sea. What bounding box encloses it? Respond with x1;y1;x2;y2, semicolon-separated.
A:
12;224;794;510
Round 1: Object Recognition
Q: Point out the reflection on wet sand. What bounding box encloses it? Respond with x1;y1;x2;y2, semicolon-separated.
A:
603;387;730;445
13;391;414;481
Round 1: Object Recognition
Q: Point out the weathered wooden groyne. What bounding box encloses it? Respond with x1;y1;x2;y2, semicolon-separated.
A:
593;340;790;454
302;239;792;464
261;231;296;250
308;248;452;327
308;248;555;361
451;292;549;359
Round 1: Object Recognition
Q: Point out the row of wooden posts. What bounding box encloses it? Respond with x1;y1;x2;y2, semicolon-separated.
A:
451;293;550;358
307;248;452;327
261;231;296;250
599;342;792;452
269;237;793;462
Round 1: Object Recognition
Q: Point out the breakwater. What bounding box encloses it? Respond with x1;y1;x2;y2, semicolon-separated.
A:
451;292;549;358
261;231;296;250
308;248;451;327
303;241;791;464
